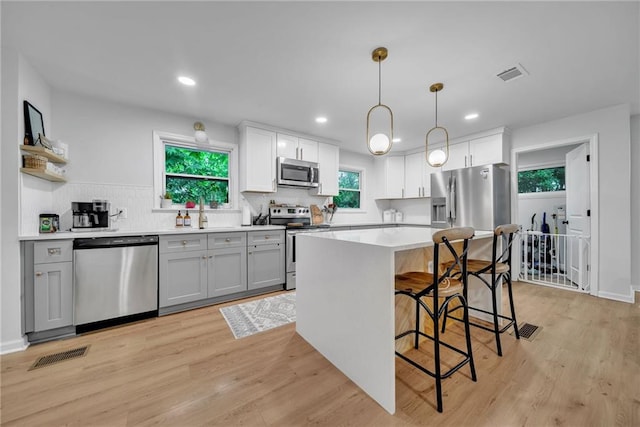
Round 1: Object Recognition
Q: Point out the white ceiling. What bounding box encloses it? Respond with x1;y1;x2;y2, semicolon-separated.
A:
2;1;639;154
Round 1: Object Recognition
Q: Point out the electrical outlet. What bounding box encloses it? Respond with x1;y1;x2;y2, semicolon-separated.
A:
118;207;128;219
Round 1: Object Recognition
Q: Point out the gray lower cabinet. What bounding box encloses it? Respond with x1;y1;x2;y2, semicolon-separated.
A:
34;258;73;331
207;232;247;297
26;240;74;332
247;230;285;290
159;234;209;308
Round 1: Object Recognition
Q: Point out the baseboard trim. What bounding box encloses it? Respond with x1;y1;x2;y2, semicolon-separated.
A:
598;288;635;304
1;336;29;355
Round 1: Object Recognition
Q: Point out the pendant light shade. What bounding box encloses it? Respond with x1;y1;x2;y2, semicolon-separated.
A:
194;121;209;144
425;83;449;167
366;47;393;156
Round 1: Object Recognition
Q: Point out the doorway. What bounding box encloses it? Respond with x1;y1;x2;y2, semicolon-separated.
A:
511;134;599;296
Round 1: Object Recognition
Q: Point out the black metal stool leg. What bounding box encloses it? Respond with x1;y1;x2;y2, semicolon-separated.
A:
490;276;503;356
433;305;443;413
506;273;520;339
415;299;420;349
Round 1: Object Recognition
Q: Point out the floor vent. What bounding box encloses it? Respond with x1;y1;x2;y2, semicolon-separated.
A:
515;323;541;341
29;345;90;371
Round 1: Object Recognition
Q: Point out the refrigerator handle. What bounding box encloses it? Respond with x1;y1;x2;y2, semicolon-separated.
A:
450;175;457;221
445;176;451;220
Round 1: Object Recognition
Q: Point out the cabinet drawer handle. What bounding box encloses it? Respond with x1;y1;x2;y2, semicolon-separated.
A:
265;235;270;239
182;240;187;246
209;255;213;259
202;256;207;260
225;238;231;242
35;272;43;277
47;248;61;255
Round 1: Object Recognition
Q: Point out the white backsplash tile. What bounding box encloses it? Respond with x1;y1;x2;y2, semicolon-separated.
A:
52;182;243;232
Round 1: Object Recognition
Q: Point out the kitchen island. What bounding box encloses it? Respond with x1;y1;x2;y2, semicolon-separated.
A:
295;226;495;414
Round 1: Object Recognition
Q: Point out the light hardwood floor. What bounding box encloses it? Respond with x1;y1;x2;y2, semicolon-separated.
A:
1;282;638;426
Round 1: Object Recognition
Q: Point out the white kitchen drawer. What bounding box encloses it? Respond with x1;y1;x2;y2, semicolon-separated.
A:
248;230;284;246
34;240;73;264
208;232;247;249
159;234;207;253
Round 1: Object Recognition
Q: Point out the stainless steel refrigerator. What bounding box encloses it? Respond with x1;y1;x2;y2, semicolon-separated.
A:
430;164;510;230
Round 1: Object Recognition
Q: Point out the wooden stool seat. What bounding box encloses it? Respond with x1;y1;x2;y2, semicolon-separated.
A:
395;272;463;298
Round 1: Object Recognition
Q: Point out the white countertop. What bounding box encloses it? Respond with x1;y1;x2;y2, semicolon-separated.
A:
19;225;285;241
302;226;494;251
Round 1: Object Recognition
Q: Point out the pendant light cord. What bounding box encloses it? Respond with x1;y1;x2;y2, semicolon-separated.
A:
378;58;382;106
434;89;438;127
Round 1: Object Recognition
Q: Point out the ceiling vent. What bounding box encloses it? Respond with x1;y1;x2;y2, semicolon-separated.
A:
496;63;528;82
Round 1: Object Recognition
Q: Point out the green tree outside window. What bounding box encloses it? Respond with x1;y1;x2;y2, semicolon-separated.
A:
518;167;565;193
334;170;361;209
165;145;229;204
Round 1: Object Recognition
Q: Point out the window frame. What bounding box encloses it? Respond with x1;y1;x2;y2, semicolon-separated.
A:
517;163;566;194
153;131;238;210
334;165;366;212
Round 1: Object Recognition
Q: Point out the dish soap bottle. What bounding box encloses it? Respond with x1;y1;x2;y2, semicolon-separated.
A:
176;210;184;227
184;210;191;227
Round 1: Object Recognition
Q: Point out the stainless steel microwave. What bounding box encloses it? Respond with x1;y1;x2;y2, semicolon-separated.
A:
277;157;319;188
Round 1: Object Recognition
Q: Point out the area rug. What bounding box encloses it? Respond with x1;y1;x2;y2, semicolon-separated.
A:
220;292;296;339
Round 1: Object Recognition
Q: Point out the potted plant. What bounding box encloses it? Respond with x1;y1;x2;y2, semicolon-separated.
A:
160;191;172;208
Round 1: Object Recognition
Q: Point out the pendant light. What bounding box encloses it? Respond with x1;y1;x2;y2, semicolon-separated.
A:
193;121;209;144
366;47;394;155
425;83;449;167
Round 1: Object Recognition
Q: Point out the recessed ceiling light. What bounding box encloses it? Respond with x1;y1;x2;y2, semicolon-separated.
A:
392;138;402;143
178;76;196;86
315;117;328;124
465;113;479;120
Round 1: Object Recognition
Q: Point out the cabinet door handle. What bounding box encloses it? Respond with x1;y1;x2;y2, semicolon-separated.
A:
225;238;231;242
265;235;270;239
202;256;208;260
35;272;43;277
272;179;276;191
47;248;61;255
470;154;473;166
300;148;303;159
182;240;187;246
465;155;467;168
209;255;213;259
402;188;405;198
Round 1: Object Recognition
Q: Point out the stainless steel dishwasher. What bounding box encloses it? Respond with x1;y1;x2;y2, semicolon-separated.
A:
73;235;158;329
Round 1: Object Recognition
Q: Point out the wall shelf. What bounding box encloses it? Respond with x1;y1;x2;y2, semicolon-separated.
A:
21;145;67;164
20;168;67;182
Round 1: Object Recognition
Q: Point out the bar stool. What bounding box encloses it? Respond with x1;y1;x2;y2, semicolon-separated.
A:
394;227;476;413
442;224;520;356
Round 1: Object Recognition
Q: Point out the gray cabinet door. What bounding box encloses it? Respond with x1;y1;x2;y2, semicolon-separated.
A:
247;243;285;290
34;262;73;331
159;251;208;307
208;247;247;297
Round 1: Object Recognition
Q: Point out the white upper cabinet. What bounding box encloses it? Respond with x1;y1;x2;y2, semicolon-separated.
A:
442;127;510;171
239;125;277;192
404;151;439;198
380;156;405;199
311;142;339;196
276;133;318;162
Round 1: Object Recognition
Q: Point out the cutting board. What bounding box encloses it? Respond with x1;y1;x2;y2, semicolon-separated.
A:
310;205;324;225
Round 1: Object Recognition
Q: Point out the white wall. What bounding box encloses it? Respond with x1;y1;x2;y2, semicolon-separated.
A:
631;114;639;291
511;104;633;302
1;49;49;353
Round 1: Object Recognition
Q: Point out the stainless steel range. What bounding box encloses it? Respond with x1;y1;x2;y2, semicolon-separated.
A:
270;205;329;290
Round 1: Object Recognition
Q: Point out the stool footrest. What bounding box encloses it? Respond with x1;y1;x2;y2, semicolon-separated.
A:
395;330;474;380
445;310;516;334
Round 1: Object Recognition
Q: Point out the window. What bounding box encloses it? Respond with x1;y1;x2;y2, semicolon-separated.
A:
165;145;229;204
334;169;361;209
153;131;237;208
518;166;565;193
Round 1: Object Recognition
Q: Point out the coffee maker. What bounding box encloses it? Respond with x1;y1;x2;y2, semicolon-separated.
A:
71;200;111;231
